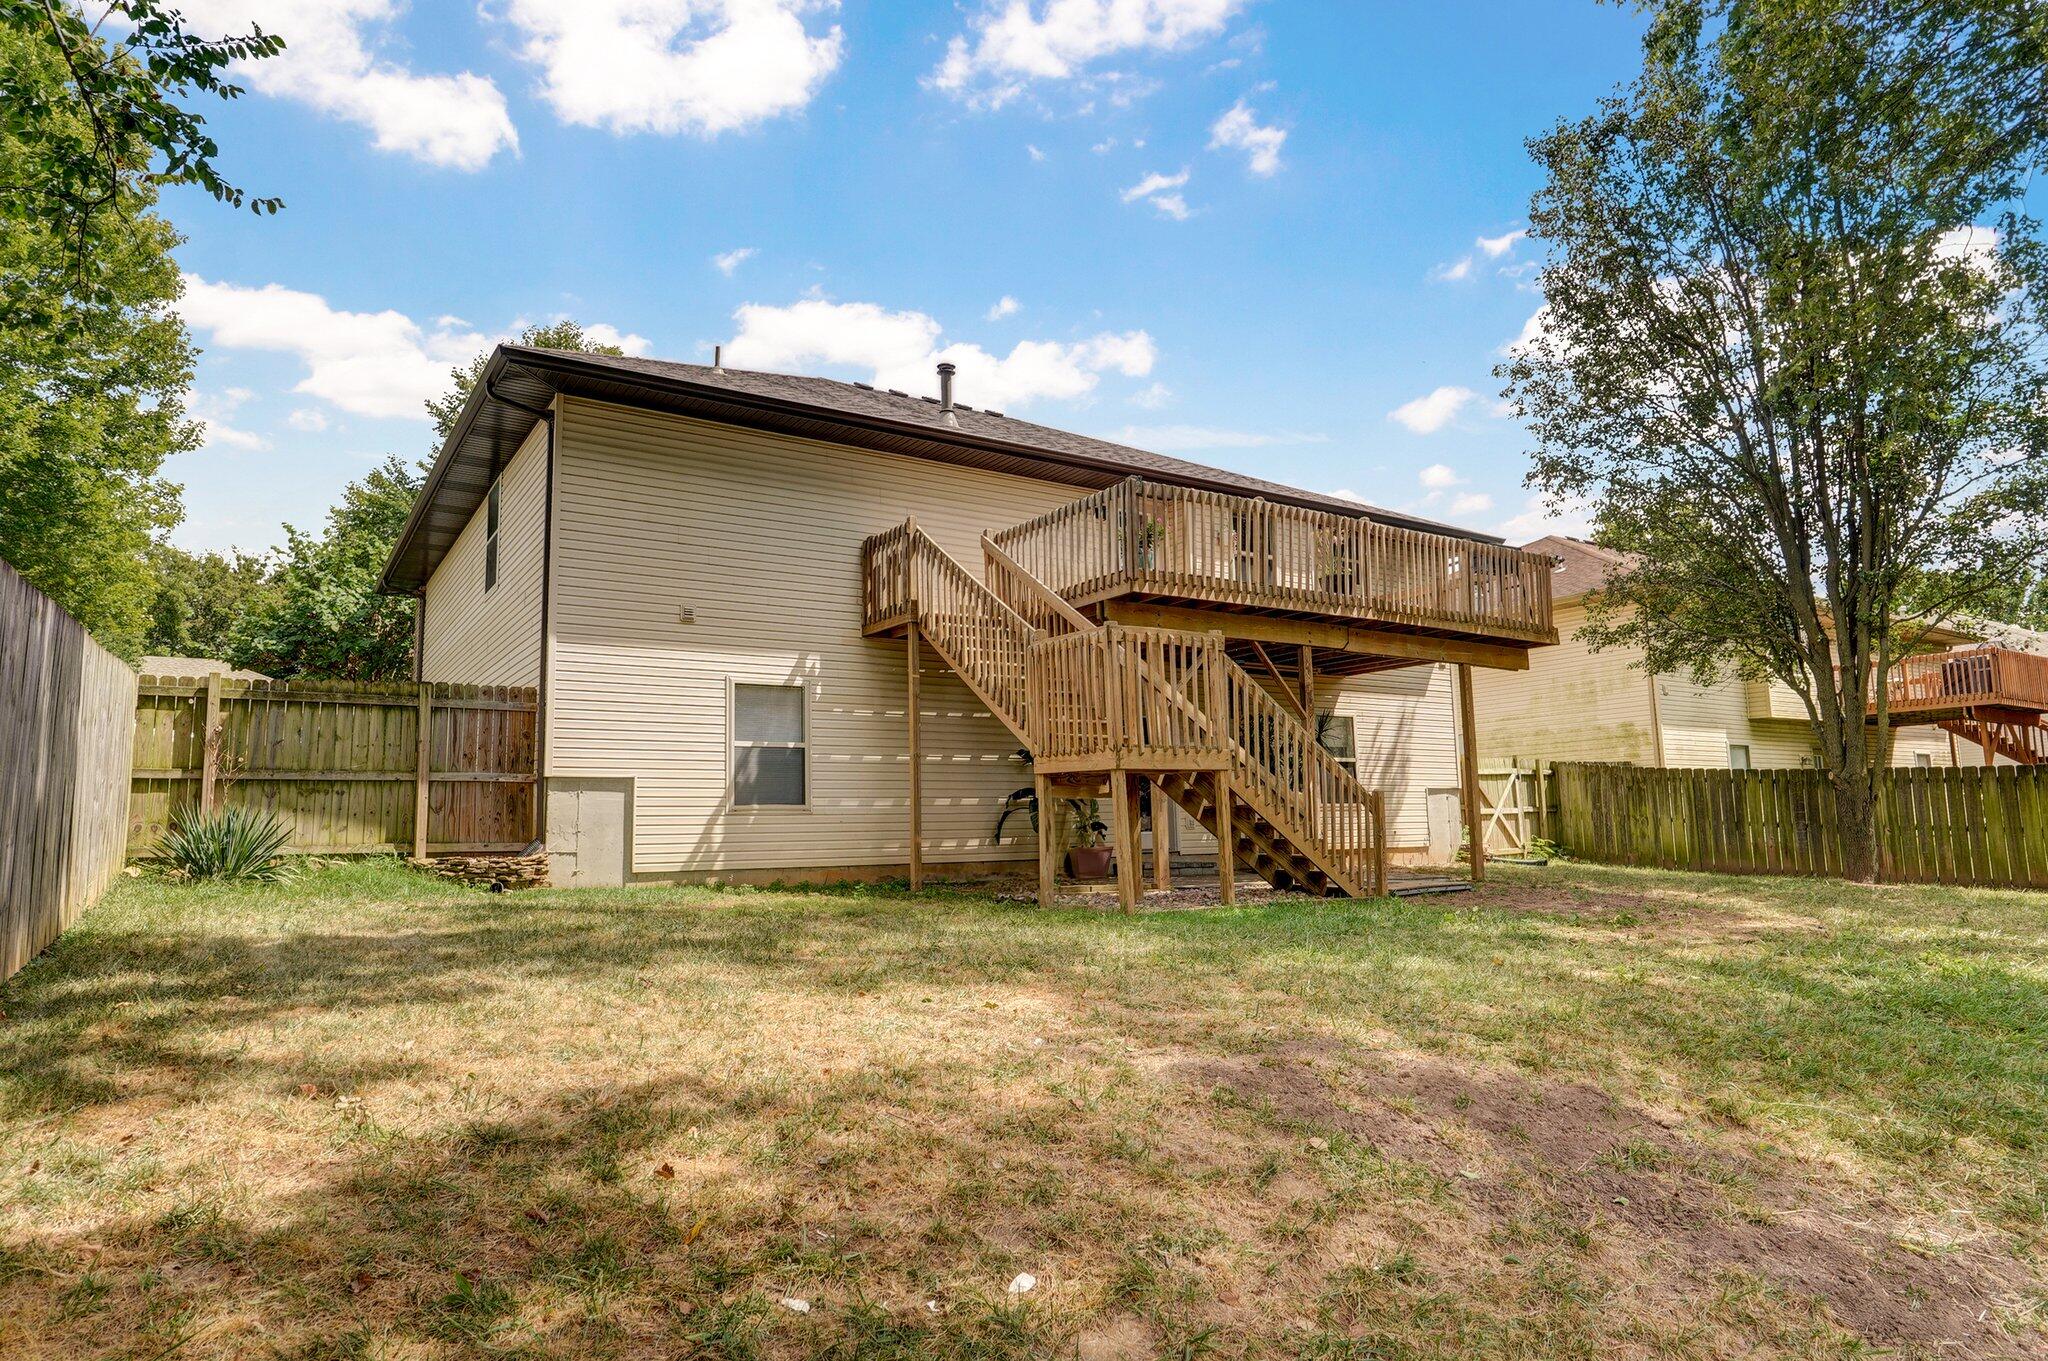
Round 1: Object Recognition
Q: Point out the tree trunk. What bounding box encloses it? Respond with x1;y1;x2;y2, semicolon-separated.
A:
1834;771;1880;883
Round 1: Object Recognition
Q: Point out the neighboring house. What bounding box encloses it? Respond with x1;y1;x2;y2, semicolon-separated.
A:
380;346;1558;893
139;656;270;682
1473;535;2012;770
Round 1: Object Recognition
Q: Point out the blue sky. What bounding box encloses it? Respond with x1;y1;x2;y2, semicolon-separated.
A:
160;1;1650;556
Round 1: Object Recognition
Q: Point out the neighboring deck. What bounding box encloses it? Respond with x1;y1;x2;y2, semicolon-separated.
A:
1878;646;2048;723
874;476;1557;676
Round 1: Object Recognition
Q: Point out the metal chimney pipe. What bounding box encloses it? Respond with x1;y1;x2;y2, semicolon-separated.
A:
937;361;956;411
713;344;723;371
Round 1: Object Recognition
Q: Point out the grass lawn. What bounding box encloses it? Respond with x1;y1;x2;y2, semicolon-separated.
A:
2;861;2046;1359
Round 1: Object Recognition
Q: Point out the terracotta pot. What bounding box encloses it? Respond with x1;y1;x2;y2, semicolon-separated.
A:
1066;846;1114;879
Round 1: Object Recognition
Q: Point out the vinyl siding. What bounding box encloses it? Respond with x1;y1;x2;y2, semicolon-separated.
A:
1479;598;1977;769
419;418;548;687
1472;601;1659;764
542;396;1463;876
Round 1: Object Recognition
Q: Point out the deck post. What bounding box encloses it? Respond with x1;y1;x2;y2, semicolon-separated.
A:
1152;778;1172;892
1111;770;1140;915
1035;773;1057;907
907;621;923;890
1457;662;1486;884
1297;646;1316;725
414;682;433;860
1215;770;1236;905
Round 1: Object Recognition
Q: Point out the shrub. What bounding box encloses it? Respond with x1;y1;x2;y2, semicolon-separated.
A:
154;805;294;882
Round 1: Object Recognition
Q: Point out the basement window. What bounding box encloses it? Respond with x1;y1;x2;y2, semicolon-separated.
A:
1316;713;1358;777
1728;744;1752;770
484;480;501;592
732;683;808;808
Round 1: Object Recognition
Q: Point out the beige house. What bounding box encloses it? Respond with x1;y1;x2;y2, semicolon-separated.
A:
1474;535;2003;771
381;346;1559;899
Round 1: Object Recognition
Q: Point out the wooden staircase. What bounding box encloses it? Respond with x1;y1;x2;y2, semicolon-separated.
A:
862;521;1388;901
1936;715;2048;765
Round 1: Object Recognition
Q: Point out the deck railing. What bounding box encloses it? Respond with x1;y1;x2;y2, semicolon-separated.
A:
1027;625;1231;766
987;477;1555;641
1878;646;2048;716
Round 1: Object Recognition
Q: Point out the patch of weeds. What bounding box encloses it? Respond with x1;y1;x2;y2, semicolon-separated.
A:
1601;1138;1668;1173
54;1268;113;1322
670;1294;768;1359
421;1269;516;1343
154;1196;248;1264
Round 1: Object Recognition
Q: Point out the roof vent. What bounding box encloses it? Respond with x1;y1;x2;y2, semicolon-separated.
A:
937;361;959;427
713;344;723;372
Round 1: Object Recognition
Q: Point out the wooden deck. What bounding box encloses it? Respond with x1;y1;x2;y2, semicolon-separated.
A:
982;477;1556;669
1878;646;2048;723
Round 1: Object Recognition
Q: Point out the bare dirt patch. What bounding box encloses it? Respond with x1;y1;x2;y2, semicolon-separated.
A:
1177;1041;2043;1358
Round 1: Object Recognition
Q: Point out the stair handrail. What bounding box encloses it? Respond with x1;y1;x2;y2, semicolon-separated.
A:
983;532;1096;636
896;524;1044;741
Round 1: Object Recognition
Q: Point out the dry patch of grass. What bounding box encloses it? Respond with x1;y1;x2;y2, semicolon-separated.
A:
2;860;2045;1358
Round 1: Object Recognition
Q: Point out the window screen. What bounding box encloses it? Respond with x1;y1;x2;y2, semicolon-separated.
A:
484;481;501;592
734;684;806;806
1914;752;1933;768
1728;744;1752;770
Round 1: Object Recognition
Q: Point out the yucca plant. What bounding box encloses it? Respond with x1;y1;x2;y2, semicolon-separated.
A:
155;804;295;882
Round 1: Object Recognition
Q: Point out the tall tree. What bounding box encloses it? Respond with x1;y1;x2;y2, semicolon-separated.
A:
1;0;283;271
142;540;274;660
230;457;423;681
425;319;628;441
0;16;194;656
1505;0;2048;879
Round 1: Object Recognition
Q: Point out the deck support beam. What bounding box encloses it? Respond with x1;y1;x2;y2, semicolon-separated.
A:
1215;770;1236;905
1101;601;1534;672
907;621;923;891
1111;770;1141;915
1457;662;1485;884
1035;772;1056;907
1152;779;1172;892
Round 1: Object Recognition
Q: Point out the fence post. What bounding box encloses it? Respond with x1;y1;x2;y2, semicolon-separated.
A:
414;682;433;860
199;670;223;814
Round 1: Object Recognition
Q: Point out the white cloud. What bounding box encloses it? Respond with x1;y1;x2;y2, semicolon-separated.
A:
1112;425;1327;452
177;0;516;169
722;297;1155;411
932;0;1247;105
1935;224;2001;274
1503;305;1553;356
1391;388;1477;435
1417;463;1462;489
987;295;1021;321
1129;381;1173;409
1027;143;1047;162
180;275;492;420
503;0;844;137
713;247;758;276
1431;256;1474;283
286;408;330;433
1496;493;1594;543
1476;228;1526;258
581;322;653;355
1208;98;1285;175
1449;491;1494;516
192;387;266;452
1122;168;1192;219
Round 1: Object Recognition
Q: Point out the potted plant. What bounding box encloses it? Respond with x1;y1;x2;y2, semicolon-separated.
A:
1063;799;1114;879
1134;516;1167;571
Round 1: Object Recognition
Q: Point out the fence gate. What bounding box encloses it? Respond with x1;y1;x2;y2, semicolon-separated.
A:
1478;760;1554;856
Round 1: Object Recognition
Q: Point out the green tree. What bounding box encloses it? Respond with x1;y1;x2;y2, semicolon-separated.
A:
425;319;627;441
0;17;195;657
142;541;274;660
230;457;423;681
1504;0;2048;879
1;0;283;269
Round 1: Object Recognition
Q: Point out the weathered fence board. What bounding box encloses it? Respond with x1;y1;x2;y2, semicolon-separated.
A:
1;561;137;981
130;676;537;856
1556;761;2048;889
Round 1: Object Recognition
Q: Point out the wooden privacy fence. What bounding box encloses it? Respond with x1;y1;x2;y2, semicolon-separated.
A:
2;561;136;981
1555;761;2048;888
130;675;537;857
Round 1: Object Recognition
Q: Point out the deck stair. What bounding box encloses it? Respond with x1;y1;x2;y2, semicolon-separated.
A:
1935;715;2048;765
862;520;1387;900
